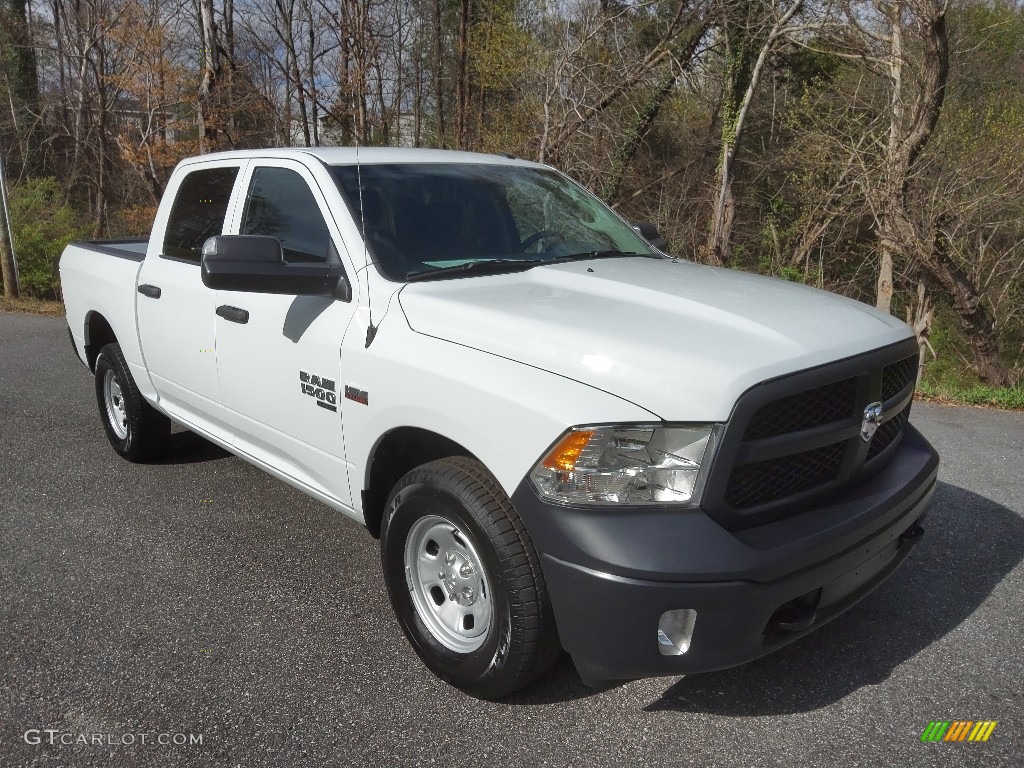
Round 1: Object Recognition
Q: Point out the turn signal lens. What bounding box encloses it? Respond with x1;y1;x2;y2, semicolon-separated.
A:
541;430;596;471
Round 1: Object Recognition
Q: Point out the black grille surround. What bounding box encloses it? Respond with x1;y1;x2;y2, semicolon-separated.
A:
702;337;920;531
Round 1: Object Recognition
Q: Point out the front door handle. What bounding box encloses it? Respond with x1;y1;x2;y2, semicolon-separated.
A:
137;284;161;299
216;305;249;324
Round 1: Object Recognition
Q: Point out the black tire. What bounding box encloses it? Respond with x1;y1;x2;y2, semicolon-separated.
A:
381;456;560;699
94;342;171;462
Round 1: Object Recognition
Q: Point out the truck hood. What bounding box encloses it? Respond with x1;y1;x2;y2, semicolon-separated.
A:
397;258;912;420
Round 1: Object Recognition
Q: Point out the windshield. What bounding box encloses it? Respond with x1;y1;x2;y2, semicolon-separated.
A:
330;163;657;281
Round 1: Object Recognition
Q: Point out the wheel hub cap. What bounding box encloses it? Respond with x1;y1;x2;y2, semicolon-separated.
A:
440;550;480;606
103;369;129;440
405;515;492;653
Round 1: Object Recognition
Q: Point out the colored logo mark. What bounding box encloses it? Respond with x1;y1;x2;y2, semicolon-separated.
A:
920;720;997;742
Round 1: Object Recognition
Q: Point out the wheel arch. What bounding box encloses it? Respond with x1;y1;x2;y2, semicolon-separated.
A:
84;310;118;371
362;426;478;538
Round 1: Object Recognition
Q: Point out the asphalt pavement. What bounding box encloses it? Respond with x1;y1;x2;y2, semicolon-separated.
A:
1;311;1022;767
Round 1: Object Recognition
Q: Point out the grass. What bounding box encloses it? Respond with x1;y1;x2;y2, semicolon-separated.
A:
0;295;65;317
917;380;1024;411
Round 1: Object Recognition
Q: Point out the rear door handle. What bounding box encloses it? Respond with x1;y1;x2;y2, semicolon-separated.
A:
137;284;161;299
216;305;249;324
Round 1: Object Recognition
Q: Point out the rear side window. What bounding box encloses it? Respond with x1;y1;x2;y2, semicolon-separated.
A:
162;166;239;261
241;167;332;262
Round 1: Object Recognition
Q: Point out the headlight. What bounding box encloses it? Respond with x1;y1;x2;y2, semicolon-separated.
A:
529;424;719;505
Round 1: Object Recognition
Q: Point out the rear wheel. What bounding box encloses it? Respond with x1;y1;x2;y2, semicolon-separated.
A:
381;457;559;699
94;342;171;461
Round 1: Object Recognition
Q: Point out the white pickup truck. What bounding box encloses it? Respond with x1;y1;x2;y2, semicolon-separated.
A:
60;148;938;698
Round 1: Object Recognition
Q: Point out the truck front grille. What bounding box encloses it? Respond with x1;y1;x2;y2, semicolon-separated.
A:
867;403;910;461
882;356;917;401
702;339;919;530
725;442;847;509
744;378;857;440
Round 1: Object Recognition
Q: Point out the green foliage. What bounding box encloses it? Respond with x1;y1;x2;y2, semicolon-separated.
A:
920;307;978;389
9;177;90;299
917;380;1024;410
777;44;841;87
914;309;1022;409
920;306;1021;391
776;265;806;283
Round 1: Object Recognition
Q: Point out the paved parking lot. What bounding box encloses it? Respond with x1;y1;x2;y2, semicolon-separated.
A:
1;311;1022;767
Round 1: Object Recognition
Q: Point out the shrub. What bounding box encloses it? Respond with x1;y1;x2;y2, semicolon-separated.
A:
8;178;91;299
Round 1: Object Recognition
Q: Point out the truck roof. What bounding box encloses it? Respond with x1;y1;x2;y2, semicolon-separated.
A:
181;147;543;168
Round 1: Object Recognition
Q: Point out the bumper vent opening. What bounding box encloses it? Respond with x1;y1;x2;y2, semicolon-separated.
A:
764;589;822;639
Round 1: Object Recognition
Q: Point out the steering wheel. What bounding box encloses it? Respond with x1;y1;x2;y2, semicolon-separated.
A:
520;229;563;251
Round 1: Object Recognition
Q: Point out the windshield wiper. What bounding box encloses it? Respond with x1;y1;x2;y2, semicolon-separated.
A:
403;251;663;282
548;250;662;263
404;259;543;282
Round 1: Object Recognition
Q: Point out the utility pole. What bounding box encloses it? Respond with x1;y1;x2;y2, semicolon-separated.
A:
0;153;20;298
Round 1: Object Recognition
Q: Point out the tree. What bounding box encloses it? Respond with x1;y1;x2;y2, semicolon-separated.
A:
4;0;43;172
0;155;19;297
705;0;805;266
198;0;222;151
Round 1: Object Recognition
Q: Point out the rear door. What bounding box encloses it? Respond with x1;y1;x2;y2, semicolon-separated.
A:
213;159;359;506
136;161;245;437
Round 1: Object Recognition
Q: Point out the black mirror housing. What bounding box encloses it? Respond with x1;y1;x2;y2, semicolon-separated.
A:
200;235;351;300
632;221;668;250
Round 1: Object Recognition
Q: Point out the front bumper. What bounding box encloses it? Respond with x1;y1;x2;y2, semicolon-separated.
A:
510;424;939;685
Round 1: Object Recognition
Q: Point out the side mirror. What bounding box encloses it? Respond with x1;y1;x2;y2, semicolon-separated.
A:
632;221;668;250
200;235;351;301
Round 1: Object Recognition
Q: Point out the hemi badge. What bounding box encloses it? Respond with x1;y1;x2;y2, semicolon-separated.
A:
345;385;369;405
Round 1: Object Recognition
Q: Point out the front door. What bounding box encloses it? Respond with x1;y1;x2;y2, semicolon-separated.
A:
213;160;358;506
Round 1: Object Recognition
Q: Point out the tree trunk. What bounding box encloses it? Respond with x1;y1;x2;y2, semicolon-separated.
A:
455;0;471;149
924;244;1011;386
905;281;933;383
308;7;319;146
706;0;804;266
91;41;109;239
874;0;948;313
7;0;43;173
413;46;423;147
601;68;678;204
224;0;236;144
0;155;19;298
433;0;445;146
198;0;220;152
339;3;353;144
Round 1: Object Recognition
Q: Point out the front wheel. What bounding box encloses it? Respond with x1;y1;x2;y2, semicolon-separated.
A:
381;457;559;699
94;342;171;462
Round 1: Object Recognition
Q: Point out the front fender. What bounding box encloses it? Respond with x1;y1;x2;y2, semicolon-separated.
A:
338;319;658;516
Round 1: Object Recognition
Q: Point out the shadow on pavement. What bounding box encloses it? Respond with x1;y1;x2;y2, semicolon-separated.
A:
151;429;231;464
644;482;1023;715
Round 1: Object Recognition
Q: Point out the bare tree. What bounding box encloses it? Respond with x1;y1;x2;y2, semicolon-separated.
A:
536;1;704;166
198;0;222;151
704;0;805;266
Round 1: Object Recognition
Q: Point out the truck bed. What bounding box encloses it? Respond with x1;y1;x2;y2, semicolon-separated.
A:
60;238;152;394
68;238;149;262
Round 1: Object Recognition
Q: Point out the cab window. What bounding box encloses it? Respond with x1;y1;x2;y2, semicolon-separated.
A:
162;166;239;261
241;167;332;263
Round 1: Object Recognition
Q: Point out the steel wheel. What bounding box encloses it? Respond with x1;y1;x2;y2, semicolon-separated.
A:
404;514;492;653
93;342;171;462
103;368;129;440
381;457;560;698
